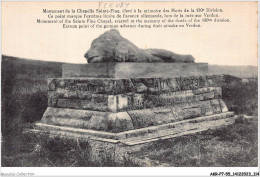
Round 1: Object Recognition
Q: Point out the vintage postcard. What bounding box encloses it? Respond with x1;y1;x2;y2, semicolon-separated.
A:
1;1;258;176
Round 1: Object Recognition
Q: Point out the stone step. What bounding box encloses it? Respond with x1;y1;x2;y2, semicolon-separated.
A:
35;112;236;146
123;115;236;145
117;112;234;141
41;99;228;133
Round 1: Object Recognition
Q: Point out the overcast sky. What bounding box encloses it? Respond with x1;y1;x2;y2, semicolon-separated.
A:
2;1;258;66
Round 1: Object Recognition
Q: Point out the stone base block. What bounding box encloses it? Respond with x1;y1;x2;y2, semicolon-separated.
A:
35;112;236;146
47;87;222;112
41;98;228;133
62;63;208;78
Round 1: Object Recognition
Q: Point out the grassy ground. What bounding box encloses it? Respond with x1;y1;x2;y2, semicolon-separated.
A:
222;76;258;116
1;55;63;157
1;55;258;167
1;116;257;167
132;116;257;167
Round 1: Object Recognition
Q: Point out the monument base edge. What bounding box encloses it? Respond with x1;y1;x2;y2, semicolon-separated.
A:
31;112;237;146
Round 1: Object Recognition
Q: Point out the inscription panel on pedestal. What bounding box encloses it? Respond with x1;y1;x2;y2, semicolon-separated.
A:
47;75;222;94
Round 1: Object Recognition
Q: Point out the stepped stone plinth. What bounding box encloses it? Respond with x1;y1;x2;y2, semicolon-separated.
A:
36;62;236;146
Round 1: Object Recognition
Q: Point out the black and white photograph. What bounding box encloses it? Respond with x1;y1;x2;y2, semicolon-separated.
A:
1;1;258;176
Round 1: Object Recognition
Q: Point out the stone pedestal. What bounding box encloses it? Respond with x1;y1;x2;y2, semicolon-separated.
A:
36;63;235;147
62;63;208;78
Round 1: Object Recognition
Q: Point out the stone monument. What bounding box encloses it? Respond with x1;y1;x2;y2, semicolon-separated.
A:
35;30;236;147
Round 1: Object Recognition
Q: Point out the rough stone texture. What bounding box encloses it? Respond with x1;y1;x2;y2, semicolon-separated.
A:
55;98;113;112
41;107;135;133
36;111;236;147
48;73;223;111
47;87;222;112
62;63;208;78
41;107;109;130
84;29;195;63
42;98;226;132
48;75;223;95
127;98;223;129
